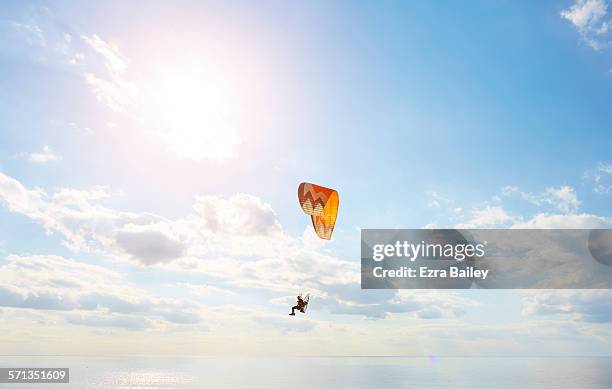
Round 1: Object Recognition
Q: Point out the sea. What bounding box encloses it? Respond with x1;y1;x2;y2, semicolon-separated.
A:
0;356;611;388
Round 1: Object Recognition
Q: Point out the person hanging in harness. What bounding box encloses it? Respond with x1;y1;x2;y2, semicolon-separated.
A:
289;294;309;316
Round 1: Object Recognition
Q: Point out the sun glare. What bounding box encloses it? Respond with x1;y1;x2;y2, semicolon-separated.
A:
149;68;241;161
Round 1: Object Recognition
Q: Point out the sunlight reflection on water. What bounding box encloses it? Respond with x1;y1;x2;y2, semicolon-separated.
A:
1;356;611;389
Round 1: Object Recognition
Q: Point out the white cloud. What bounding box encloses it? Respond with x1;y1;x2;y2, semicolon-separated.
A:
9;21;46;48
523;290;612;323
175;283;236;298
84;72;135;112
330;289;477;319
499;185;582;213
0;254;201;328
561;0;611;50
115;225;186;265
599;162;612;174
0;254;121;311
249;311;317;333
457;205;516;228
81;34;127;75
81;34;137;112
22;145;61;163
501;185;519;196
193;194;282;236
586;162;612;194
426;191;447;209
433;181;610;230
0;171;348;288
0;171;278;268
511;212;612;228
64;313;152;330
432;184;590;229
0;171;176;259
0;172;47;215
8;11;78;64
0;171;282;268
541;186;581;213
427;200;440;209
0;172;477;321
9;13;136;111
562;0;608;30
471;205;515;226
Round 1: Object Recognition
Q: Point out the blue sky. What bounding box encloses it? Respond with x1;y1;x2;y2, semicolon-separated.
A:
0;0;611;356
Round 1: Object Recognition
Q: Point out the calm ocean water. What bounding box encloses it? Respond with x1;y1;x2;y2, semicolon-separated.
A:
0;356;611;388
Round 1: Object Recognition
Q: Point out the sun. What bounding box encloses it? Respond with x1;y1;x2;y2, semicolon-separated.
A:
149;67;241;161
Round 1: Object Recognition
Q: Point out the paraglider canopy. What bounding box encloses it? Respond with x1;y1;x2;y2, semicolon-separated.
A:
297;182;339;240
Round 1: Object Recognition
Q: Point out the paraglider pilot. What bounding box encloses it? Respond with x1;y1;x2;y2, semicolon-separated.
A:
289;295;307;316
